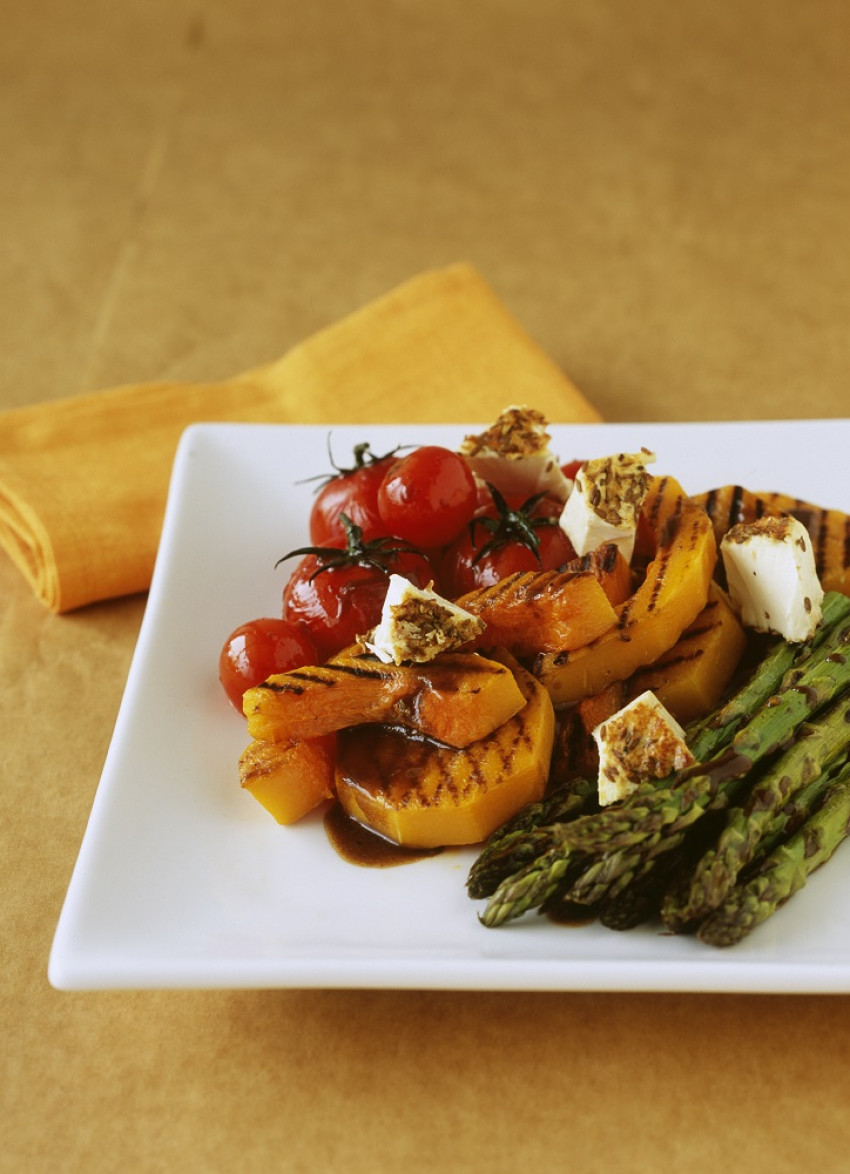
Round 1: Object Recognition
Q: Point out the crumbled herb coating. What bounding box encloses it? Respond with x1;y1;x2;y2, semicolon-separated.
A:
581;451;654;527
388;596;484;663
460;406;551;459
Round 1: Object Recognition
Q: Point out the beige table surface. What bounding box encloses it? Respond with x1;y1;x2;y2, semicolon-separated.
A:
3;2;849;1171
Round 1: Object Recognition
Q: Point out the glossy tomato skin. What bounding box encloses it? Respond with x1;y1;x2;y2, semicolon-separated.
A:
309;454;396;546
219;618;318;712
442;518;576;597
282;549;435;662
561;458;584;482
377;446;476;548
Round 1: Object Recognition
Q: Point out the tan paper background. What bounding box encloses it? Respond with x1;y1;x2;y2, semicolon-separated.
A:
2;2;849;1172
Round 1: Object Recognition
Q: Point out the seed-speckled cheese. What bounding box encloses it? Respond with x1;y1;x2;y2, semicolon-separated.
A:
365;575;485;664
592;691;695;807
459;405;572;500
558;450;654;563
720;514;824;643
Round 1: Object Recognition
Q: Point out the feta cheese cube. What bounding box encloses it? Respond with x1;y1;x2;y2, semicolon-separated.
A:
459;405;572;500
559;450;654;563
592;691;694;806
720;515;824;643
365;575;485;665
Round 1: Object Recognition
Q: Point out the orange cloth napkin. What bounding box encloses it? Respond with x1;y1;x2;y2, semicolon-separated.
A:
0;264;600;613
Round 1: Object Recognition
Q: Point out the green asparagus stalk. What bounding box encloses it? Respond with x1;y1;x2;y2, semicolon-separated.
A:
478;847;587;927
669;696;850;926
466;778;596;899
697;761;850;947
598;847;691;931
481;616;850;926
738;750;850;875
686;591;850;762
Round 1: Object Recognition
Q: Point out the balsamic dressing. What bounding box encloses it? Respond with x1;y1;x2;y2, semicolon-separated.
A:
323;802;442;868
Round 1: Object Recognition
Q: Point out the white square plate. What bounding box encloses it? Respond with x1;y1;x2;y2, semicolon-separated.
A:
49;420;850;991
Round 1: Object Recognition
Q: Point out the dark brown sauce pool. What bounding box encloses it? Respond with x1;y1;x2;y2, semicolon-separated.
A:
323;802;443;868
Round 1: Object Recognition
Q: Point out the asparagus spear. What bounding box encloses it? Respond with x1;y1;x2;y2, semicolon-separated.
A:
737;750;850;874
686;591;850;762
481;616;850;926
466;778;595;899
478;847;587;927
668;696;850;926
697;760;850;947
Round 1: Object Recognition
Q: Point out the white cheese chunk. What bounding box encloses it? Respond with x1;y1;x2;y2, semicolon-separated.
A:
592;691;695;807
365;575;485;665
459;405;572;500
720;515;824;643
559;450;654;563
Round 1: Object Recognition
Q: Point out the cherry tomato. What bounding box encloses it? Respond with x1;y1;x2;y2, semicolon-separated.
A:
219;618;318;712
442;521;575;595
279;516;437;661
377;445;477;548
441;485;576;596
283;548;435;661
309;441;399;546
561;458;584;481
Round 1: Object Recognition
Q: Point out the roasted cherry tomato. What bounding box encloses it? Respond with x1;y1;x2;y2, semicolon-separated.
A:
280;516;436;661
561;458;584;481
377;445;477;547
219;617;318;712
441;485;576;596
309;440;400;546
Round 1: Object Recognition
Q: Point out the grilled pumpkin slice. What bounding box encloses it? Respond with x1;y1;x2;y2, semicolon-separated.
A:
239;735;336;824
534;475;717;707
455;543;631;657
626;583;747;724
243;648;526;749
693;485;850;595
334;658;555;847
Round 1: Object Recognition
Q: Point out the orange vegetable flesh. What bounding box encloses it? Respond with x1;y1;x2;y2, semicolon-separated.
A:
574;542;634;607
334;659;555;848
534;476;717;708
627;583;747;725
239;735;336;825
243;649;525;749
457;568;617;657
454;542;632;658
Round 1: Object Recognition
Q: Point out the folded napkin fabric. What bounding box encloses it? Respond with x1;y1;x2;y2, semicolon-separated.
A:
0;263;600;613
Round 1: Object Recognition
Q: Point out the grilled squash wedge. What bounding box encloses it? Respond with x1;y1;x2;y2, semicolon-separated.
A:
334;658;555;847
626;583;747;724
239;735;336;824
534;475;717;707
243;648;526;749
455;543;631;657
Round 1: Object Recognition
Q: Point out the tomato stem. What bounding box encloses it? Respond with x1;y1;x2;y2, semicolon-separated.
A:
471;484;559;566
297;436;406;489
276;514;423;582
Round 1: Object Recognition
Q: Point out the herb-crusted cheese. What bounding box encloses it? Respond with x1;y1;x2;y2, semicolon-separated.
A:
558;450;655;563
365;575;485;665
459;405;572;500
720;514;824;643
592;690;694;807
